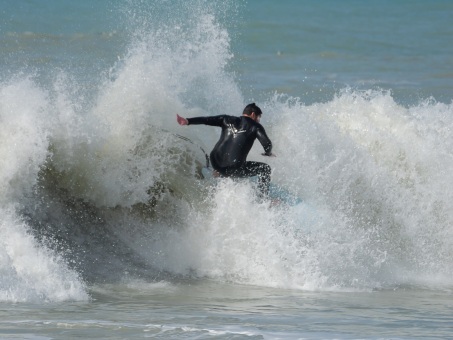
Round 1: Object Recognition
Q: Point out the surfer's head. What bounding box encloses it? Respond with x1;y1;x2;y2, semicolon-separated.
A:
243;103;262;122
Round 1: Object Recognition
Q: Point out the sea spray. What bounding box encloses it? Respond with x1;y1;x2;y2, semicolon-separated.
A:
0;77;88;302
1;0;244;297
266;90;453;288
45;3;243;207
0;206;88;302
0;77;50;202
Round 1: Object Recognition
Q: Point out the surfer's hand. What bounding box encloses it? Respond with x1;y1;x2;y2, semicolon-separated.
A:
262;153;276;157
177;114;188;126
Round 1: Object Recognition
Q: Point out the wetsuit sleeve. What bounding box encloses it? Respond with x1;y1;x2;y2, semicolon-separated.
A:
256;126;273;155
187;115;225;127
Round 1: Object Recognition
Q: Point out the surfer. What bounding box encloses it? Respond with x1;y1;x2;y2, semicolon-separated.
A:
177;103;275;196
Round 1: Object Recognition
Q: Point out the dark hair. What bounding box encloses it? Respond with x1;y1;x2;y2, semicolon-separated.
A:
243;103;262;116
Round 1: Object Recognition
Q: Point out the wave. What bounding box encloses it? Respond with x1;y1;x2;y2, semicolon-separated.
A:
1;1;453;303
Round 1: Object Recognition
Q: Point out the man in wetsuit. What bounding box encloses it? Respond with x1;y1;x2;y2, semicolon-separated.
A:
176;103;275;197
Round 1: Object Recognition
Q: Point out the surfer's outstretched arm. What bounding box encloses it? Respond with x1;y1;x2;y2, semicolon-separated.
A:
176;114;188;126
177;114;226;127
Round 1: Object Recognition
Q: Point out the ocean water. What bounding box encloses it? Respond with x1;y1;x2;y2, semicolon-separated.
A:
1;0;453;339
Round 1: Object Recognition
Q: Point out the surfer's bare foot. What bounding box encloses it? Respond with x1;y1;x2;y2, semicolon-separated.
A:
213;170;221;178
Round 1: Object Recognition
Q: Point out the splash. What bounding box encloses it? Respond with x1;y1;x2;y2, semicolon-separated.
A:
265;90;453;289
0;206;88;302
0;0;244;302
0;77;88;302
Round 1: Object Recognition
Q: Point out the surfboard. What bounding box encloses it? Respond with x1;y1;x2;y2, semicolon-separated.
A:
201;167;302;206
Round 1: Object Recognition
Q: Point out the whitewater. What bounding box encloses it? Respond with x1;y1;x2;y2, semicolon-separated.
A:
1;0;453;338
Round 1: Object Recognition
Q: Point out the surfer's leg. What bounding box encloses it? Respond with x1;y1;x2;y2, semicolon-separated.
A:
238;161;271;197
209;153;226;178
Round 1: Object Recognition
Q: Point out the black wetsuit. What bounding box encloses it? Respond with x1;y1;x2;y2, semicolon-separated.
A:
187;115;273;195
